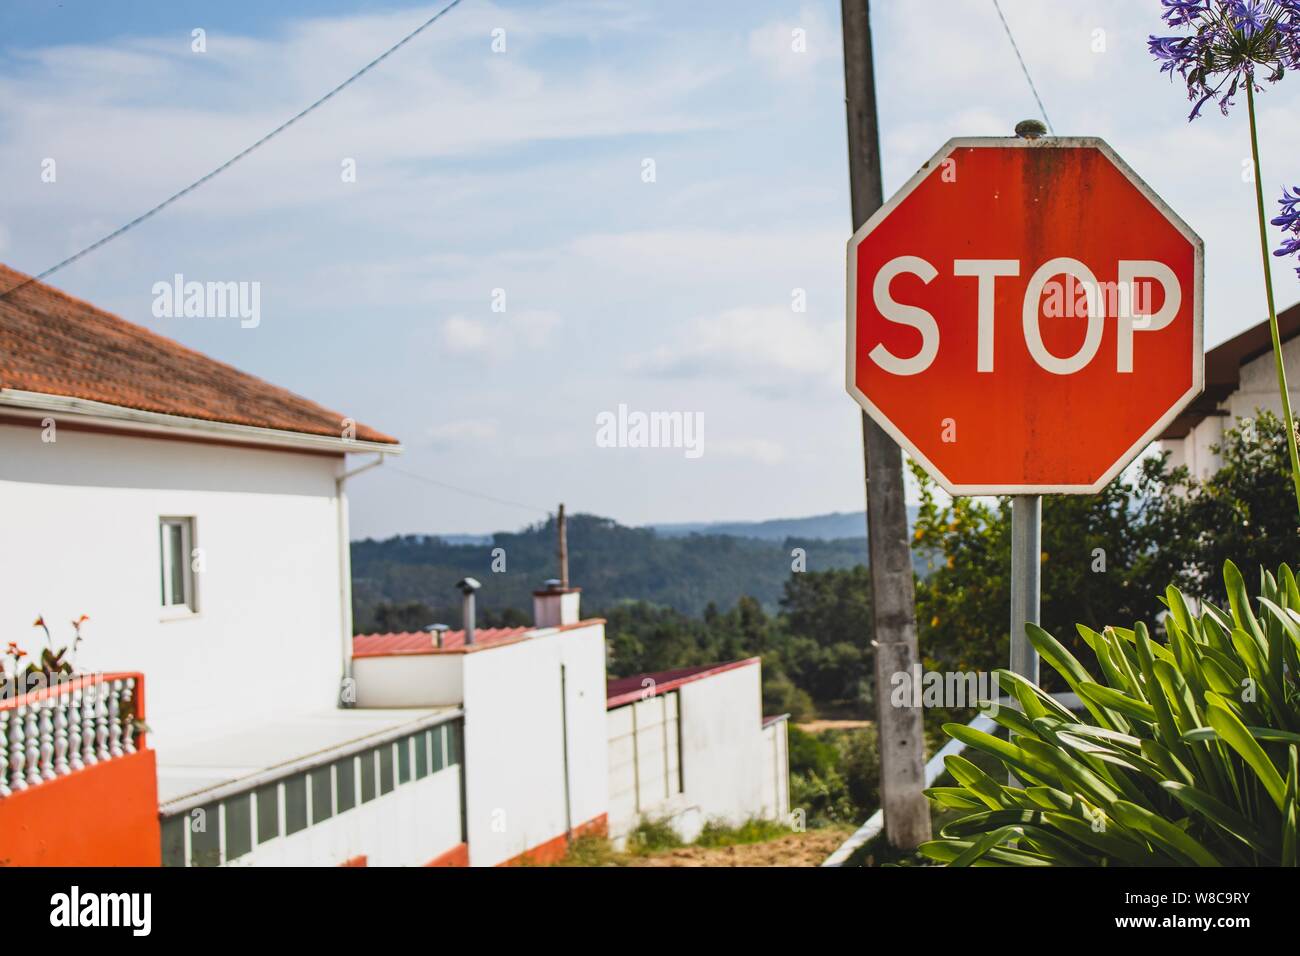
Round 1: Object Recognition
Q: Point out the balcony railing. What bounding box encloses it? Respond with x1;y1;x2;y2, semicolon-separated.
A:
0;672;145;798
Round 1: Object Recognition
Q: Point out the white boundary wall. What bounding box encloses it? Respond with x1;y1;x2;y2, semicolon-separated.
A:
607;661;787;844
460;623;608;866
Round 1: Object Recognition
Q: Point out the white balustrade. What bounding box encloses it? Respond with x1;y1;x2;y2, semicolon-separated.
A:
0;674;143;799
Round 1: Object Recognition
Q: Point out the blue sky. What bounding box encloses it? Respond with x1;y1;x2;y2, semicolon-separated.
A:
2;0;1299;537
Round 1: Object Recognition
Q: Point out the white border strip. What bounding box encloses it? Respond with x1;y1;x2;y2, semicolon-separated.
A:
0;389;403;455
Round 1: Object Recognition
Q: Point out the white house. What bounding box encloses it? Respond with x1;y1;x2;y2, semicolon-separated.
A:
0;263;790;867
0;262;399;754
1158;303;1300;479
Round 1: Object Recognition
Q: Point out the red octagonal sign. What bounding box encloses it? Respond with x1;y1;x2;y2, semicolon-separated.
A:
846;137;1204;495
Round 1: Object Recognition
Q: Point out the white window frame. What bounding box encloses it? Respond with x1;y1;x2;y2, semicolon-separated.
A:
160;516;198;615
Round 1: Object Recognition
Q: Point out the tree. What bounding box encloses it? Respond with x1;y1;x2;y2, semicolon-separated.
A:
909;454;1193;692
1183;411;1299;593
908;411;1296;699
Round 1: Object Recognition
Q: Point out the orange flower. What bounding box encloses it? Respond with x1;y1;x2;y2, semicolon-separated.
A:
6;642;26;659
73;614;89;625
32;616;44;628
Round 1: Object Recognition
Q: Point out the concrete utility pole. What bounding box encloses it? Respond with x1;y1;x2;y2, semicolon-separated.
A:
840;0;932;849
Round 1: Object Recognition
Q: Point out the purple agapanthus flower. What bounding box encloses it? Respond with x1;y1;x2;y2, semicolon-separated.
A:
1148;0;1300;119
1272;185;1300;277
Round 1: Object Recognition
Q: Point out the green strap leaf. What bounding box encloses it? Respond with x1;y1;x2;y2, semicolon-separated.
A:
1111;800;1222;867
1205;698;1287;811
1079;682;1156;725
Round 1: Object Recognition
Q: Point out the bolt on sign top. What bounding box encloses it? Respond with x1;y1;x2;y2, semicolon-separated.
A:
846;137;1204;495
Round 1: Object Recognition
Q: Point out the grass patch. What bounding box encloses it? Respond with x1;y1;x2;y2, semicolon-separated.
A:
550;833;626;867
626;817;684;854
694;817;792;848
552;815;801;865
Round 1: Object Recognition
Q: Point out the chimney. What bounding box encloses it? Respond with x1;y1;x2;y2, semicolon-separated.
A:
424;623;450;649
456;578;481;646
533;578;581;629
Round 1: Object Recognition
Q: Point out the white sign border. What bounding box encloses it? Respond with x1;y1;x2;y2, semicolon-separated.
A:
845;136;1205;496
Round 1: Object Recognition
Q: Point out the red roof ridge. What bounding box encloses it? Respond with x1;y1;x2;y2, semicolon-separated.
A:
606;657;759;709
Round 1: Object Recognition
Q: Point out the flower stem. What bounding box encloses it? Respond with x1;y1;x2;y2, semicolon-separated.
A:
1246;82;1300;519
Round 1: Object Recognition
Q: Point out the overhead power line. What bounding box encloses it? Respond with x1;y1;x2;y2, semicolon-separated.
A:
992;0;1055;135
386;464;552;516
0;0;466;302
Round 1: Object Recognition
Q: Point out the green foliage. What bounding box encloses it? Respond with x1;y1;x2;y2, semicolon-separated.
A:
787;725;881;826
1180;412;1300;588
603;579;872;717
626;817;684;854
910;412;1298;701
762;669;816;721
839;724;882;812
788;724;840;778
548;833;623;867
921;561;1300;867
910;454;1191;690
694;817;791;847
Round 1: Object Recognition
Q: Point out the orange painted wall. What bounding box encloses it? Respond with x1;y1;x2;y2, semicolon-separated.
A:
498;814;608;867
0;750;161;867
425;843;469;867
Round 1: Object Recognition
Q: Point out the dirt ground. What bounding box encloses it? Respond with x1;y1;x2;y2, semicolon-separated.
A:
623;827;854;867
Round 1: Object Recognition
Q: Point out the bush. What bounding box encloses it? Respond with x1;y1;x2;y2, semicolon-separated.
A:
626;817;684;854
839;725;882;813
763;668;815;721
788;725;839;777
787;725;881;826
922;561;1300;866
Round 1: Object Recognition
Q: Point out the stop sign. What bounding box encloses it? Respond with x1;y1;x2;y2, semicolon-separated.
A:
846;137;1203;495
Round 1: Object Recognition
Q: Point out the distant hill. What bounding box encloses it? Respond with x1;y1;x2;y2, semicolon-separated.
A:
650;510;916;541
351;513;873;632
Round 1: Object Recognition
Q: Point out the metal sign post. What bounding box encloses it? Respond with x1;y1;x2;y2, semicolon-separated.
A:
1009;495;1041;686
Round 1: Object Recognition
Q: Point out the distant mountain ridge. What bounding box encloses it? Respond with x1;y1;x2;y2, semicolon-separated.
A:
351;510;934;633
649;509;917;541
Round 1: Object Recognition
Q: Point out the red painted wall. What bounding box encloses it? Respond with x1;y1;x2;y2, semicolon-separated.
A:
425;843;469;867
498;814;608;867
0;750;161;867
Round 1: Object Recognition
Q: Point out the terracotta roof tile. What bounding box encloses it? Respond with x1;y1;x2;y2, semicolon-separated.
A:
352;628;530;657
0;263;398;444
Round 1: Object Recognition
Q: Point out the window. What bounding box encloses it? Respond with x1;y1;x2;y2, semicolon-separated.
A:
255;784;280;844
284;774;308;835
159;517;196;611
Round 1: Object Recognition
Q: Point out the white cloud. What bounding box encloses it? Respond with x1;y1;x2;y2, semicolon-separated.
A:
439;309;562;355
748;4;835;80
440;314;489;353
633;305;839;386
510;309;562;346
712;437;786;465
